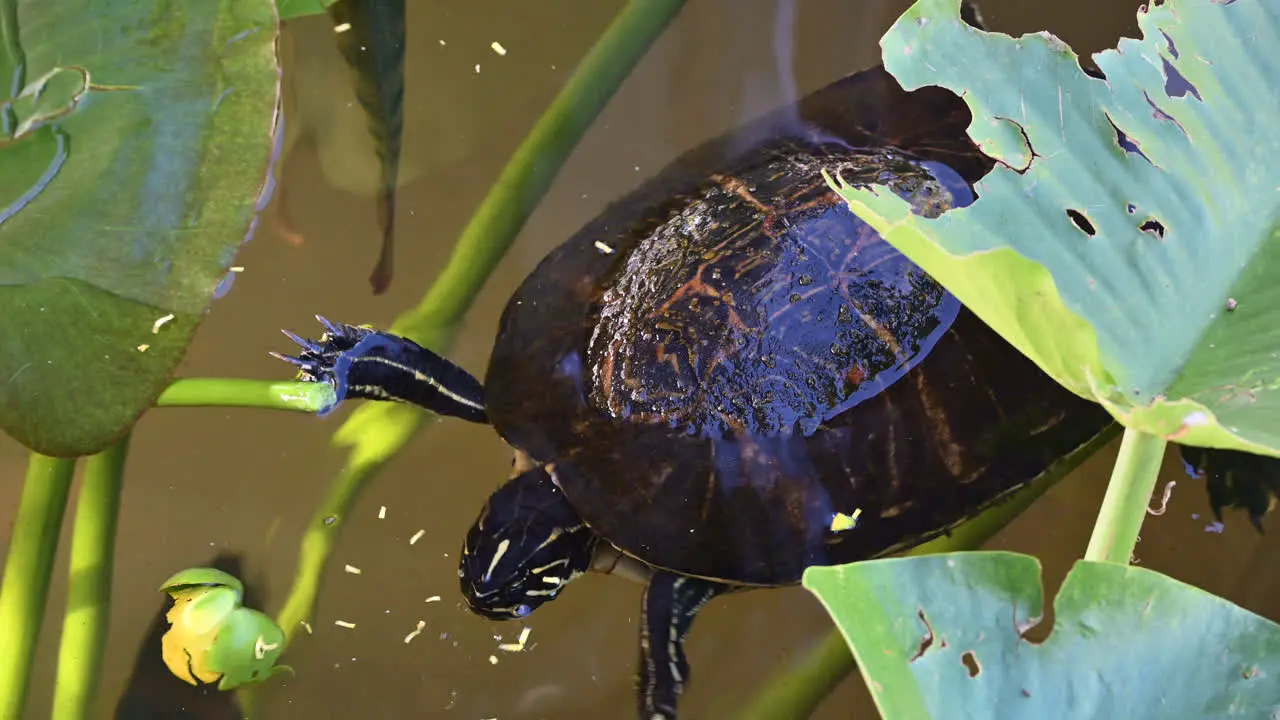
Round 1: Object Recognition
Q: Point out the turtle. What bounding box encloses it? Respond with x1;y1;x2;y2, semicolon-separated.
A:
272;24;1277;720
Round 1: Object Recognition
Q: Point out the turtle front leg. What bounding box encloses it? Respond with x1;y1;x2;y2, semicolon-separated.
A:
637;572;727;720
272;316;488;423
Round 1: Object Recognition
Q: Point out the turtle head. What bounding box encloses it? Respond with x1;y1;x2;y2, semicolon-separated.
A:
459;463;597;621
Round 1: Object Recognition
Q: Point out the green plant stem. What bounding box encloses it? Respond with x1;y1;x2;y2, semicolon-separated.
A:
239;3;687;715
735;630;855;720
51;435;129;720
271;0;686;652
0;453;76;720
390;0;688;338
736;421;1120;719
0;0;24;101
155;378;336;411
1084;426;1167;564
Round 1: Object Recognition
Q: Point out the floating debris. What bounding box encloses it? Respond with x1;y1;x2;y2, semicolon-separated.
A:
488;655;499;665
403;620;426;644
378;505;387;520
228;266;244;273
409;529;425;545
334;22;351;33
301;621;313;635
474;64;481;74
344;564;362;575
136;344;150;352
594;241;615;254
830;508;862;533
497;627;532;653
490;41;507;56
334;620;356;629
425;595;442;603
151;313;174;334
1147;480;1176;516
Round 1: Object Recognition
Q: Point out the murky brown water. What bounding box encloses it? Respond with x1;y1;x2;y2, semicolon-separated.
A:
3;1;1278;718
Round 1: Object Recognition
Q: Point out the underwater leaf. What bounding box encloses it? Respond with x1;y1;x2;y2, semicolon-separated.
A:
0;0;282;456
804;552;1280;719
829;0;1280;457
326;0;406;294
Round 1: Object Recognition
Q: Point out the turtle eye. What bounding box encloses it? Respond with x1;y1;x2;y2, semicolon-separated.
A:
513;603;533;618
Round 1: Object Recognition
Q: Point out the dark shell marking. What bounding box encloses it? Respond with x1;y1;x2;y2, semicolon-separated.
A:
589;144;960;438
483;69;1114;588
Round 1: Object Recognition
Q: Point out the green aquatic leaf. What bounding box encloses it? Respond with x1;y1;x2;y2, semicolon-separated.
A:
829;0;1280;457
160;568;246;598
804;552;1280;719
0;0;282;456
160;567;287;691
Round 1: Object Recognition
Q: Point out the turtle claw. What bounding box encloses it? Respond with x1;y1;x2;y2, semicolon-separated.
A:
315;314;343;336
271;317;383;409
280;329;323;353
268;350;311;369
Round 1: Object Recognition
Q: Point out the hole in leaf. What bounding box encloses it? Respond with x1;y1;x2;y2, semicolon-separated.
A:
1106;114;1148;160
1066;209;1096;236
1127;203;1137;214
1080;60;1106;82
910;609;936;662
1140;218;1166;238
1144;91;1189;139
989;117;1039;174
1163;58;1201;100
960;0;985;29
961;650;982;677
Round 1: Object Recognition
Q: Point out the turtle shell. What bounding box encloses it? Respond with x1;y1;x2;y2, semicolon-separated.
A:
483;65;1111;586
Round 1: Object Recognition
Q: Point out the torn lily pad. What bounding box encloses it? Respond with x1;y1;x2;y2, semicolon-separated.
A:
803;552;1280;718
827;0;1280;457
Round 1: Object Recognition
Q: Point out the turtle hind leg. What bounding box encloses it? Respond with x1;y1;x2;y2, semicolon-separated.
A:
273;316;488;424
636;572;727;720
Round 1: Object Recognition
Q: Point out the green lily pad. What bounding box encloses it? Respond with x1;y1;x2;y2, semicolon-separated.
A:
0;0;282;456
829;0;1280;457
803;552;1280;719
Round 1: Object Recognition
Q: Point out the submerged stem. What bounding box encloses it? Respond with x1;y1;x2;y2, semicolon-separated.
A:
52;435;130;720
0;453;76;719
393;0;689;337
1084;426;1167;564
156;378;335;412
734;629;855;720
